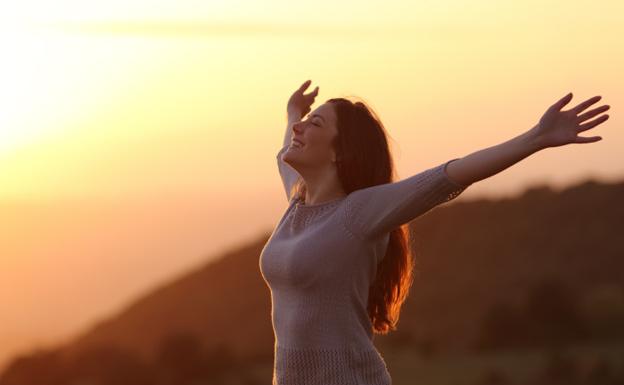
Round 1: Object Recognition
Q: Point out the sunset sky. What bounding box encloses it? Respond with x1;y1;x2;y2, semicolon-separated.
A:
0;0;622;373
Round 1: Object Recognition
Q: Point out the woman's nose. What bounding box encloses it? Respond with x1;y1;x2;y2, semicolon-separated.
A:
293;121;303;133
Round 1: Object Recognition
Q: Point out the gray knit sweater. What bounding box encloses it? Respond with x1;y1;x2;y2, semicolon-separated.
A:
259;144;472;385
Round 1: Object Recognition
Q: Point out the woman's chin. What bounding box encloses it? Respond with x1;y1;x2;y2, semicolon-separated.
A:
284;146;302;158
283;150;302;165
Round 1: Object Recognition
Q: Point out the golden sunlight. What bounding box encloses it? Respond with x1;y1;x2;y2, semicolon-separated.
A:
0;4;103;155
0;12;49;154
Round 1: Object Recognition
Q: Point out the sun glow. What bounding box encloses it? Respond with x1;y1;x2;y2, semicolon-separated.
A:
0;2;180;156
0;5;103;155
0;11;47;154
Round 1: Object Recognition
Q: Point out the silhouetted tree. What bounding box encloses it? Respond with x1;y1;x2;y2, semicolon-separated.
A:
581;358;618;385
475;368;511;385
525;278;589;348
153;332;211;385
68;345;151;385
535;350;581;385
0;348;66;385
414;337;438;360
474;301;527;351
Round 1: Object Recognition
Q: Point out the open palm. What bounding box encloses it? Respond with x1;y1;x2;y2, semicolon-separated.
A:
287;79;319;120
535;93;610;148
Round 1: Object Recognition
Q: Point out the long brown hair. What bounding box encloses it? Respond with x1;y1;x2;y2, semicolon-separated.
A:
290;97;415;335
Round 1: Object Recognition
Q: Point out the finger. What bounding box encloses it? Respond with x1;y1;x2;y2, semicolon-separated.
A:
576;104;610;123
570;95;602;114
551;92;573;112
304;86;319;98
578;114;609;132
298;80;312;93
575;135;602;144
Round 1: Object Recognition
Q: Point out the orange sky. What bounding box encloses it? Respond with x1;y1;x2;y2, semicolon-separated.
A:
0;0;623;374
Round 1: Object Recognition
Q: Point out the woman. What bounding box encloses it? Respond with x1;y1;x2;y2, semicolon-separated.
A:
259;80;610;385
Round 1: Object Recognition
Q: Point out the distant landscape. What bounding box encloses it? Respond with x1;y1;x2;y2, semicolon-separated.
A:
1;178;623;385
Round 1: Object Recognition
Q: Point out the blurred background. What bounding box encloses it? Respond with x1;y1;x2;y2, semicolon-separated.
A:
0;1;623;384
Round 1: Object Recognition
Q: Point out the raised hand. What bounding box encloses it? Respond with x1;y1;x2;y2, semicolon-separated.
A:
287;79;319;121
533;93;610;148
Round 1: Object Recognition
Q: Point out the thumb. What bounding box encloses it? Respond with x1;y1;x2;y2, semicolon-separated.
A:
575;135;602;144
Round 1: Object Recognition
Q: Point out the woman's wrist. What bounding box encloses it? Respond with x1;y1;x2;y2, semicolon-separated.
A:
287;107;304;121
526;124;549;152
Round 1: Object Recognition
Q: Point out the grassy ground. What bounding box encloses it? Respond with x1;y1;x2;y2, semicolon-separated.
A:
384;341;624;385
244;341;624;385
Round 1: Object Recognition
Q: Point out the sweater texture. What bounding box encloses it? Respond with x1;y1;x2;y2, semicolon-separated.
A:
259;144;472;385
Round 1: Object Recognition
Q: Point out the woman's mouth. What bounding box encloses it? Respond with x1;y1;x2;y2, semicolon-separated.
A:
290;139;305;149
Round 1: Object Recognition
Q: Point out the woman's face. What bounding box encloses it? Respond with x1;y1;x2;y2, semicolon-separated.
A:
283;102;339;171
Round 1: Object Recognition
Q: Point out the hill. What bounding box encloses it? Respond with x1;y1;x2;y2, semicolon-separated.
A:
2;178;623;384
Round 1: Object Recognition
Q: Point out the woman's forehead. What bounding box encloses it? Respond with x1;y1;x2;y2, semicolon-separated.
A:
311;103;335;123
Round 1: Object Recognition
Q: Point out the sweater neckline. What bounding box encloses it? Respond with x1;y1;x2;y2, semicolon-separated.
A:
295;195;346;209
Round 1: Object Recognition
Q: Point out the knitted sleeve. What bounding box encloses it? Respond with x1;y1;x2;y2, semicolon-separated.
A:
276;144;301;201
344;158;471;241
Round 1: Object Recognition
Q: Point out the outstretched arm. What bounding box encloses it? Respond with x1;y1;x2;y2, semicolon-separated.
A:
342;92;611;241
446;93;610;186
343;158;472;241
